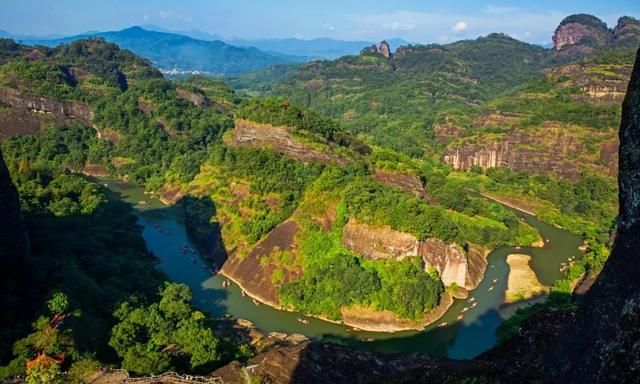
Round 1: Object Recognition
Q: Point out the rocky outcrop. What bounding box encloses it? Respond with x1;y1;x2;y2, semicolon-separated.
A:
546;63;633;105
0;148;29;276
0;86;93;140
226;119;347;165
373;169;425;198
361;44;378;55
221;220;302;306
544;46;640;384
379;41;391;59
394;45;415;59
341;218;486;289
176;88;210;108
613;16;640;45
442;124;617;179
552;14;611;53
214;307;575;384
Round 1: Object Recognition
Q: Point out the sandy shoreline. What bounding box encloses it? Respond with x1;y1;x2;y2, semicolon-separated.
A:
505;254;549;303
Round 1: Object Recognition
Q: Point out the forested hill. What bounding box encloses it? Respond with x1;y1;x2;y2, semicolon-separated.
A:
26;26;304;75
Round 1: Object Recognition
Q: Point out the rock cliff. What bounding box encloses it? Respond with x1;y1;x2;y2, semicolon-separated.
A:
379;41;391;59
0;148;29;278
225;119;347;165
221;220;302;306
442;122;617;179
341;218;486;289
553;15;640;54
552;14;611;54
613;16;640;46
544;44;640;384
0;86;93;140
546;63;633;105
372;169;426;198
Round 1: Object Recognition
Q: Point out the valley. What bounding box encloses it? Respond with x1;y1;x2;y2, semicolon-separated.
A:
101;175;582;359
0;8;637;384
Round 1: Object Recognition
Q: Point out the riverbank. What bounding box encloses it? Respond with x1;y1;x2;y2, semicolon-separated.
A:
220;269;453;332
100;176;584;358
479;193;538;217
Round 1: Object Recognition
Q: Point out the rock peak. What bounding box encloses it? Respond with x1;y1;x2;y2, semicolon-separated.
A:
378;40;391;59
552;14;611;52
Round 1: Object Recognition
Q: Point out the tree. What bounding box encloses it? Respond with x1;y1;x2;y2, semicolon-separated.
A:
109;283;224;375
47;293;69;315
25;362;62;384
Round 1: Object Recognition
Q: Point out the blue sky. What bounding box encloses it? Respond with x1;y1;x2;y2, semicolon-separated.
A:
1;0;639;44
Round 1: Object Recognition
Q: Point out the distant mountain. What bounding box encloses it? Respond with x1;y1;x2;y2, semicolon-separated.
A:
22;26;306;75
0;29;66;40
138;24;225;42
228;37;412;59
135;26;411;59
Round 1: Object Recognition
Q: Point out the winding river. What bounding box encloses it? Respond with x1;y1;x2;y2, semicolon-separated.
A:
101;177;583;359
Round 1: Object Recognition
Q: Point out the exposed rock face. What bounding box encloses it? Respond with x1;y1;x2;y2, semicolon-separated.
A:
552;14;611;52
394;45;414;59
432;113;464;144
379;41;391;59
442;124;617;180
226;119;347;165
372;169;426;198
361;44;378;55
214;308;575;383
0;148;29;277
613;16;640;45
0;86;93;140
544;46;640;384
341;218;486;289
176;88;210;108
221;220;302;306
546;63;633;105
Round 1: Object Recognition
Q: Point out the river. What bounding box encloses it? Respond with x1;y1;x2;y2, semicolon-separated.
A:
100;177;583;359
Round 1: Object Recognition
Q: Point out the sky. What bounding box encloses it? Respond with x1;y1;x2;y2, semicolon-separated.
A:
1;0;639;44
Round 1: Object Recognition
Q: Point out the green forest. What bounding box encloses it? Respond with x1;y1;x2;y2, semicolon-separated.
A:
0;25;628;382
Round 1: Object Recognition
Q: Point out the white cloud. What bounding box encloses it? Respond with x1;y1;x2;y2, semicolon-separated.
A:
346;9;565;45
383;21;416;31
452;20;468;33
322;23;335;31
159;10;171;19
142;14;149;21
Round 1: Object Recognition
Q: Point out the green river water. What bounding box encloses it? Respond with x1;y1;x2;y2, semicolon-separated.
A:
101;177;583;359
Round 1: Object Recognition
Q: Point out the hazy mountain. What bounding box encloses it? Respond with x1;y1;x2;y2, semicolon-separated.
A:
228;37;412;59
136;25;411;59
23;26;306;75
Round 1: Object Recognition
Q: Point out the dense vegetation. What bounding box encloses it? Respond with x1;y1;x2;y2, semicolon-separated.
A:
0;129;251;380
232;34;554;156
0;27;631;375
280;168;445;320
